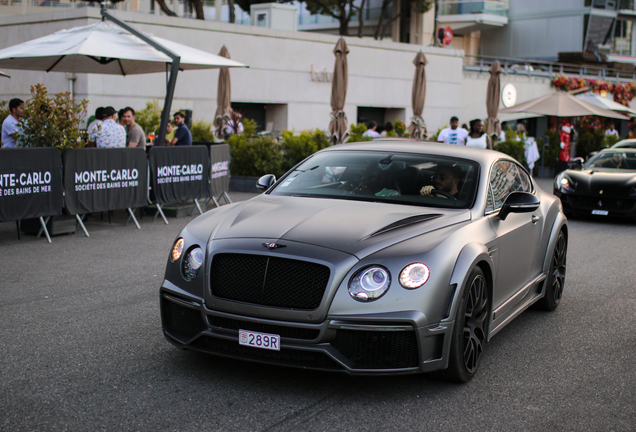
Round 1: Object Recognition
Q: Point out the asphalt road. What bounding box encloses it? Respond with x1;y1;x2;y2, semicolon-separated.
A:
1;182;635;432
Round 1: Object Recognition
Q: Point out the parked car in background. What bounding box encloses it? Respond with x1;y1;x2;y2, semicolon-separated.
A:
554;148;636;218
160;141;568;383
611;138;636;149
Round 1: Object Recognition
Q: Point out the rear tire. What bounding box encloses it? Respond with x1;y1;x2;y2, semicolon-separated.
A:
535;230;567;311
438;267;488;383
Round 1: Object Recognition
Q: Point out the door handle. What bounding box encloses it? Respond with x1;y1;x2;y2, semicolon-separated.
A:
531;215;540;224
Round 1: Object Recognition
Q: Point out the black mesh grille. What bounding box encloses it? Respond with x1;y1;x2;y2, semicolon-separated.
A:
331;329;419;369
564;195;636;211
210;253;330;309
191;336;342;370
207;315;321;340
162;298;206;342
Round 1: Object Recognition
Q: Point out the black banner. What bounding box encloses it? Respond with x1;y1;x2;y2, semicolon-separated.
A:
63;148;148;215
148;146;211;204
210;144;230;197
0;148;63;222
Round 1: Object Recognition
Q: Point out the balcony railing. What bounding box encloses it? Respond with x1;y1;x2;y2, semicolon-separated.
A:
438;1;508;17
298;7;392;26
465;54;636;82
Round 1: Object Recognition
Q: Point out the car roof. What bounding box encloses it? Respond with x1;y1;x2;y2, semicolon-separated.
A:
611;139;636;148
322;140;512;167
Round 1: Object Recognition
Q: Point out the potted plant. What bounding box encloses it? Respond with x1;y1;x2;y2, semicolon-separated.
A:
17;84;88;235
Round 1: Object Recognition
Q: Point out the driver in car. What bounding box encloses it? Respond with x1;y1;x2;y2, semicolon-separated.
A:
420;164;461;199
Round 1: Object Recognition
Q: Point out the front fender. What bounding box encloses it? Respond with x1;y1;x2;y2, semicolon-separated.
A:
447;242;493;323
432;243;493;371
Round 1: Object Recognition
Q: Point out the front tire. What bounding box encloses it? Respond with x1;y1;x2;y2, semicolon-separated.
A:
440;267;489;383
535;230;567;311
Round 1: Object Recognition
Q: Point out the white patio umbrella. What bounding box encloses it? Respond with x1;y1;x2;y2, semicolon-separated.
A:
0;21;245;75
0;15;247;146
575;92;636;117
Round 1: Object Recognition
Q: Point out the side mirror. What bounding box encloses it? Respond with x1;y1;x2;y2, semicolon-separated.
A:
256;174;276;192
499;192;540;220
572;157;584;169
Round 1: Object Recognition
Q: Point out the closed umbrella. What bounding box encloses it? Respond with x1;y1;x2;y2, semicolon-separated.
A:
214;46;233;140
499;90;626;119
485;60;502;136
407;52;428;139
328;38;349;145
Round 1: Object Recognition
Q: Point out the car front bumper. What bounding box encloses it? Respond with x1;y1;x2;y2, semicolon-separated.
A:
555;189;636;218
160;288;453;375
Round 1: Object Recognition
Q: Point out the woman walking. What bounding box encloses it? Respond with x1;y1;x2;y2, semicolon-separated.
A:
466;119;492;150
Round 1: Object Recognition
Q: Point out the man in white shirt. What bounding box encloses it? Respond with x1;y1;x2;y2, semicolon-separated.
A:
362;120;381;139
90;106;126;148
605;123;619;138
437;116;469;146
1;98;24;148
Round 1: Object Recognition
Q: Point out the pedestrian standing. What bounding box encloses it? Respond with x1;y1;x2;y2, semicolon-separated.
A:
437;116;469;145
1;98;24;148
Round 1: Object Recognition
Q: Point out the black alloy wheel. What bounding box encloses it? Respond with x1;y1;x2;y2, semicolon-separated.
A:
438;267;489;383
535;230;567;311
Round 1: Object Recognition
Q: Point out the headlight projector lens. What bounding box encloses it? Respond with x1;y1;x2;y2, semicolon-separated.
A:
349;266;391;302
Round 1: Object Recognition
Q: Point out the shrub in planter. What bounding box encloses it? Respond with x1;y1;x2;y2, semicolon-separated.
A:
575;130;619;158
135;100;162;135
17;84;88;150
348;123;373;143
494;127;527;165
242;118;257;138
191;119;215;142
227;134;284;177
280;129;331;172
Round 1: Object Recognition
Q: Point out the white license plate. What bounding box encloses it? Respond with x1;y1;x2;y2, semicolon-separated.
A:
592;210;609;216
239;329;280;351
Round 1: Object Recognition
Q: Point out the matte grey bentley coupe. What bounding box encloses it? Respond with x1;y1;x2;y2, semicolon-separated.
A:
160;141;568;382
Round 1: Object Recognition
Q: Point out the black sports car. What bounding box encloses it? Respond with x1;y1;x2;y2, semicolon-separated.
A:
554;148;636;218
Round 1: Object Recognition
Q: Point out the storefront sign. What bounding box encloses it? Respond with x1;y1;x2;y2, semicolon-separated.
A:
310;64;332;82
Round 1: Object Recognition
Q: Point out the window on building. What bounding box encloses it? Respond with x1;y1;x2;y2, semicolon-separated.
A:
613;19;633;55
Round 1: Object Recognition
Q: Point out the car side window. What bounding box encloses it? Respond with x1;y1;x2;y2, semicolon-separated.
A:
489;160;532;211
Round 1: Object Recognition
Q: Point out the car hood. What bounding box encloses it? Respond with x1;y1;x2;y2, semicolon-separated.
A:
566;169;636;195
188;195;471;258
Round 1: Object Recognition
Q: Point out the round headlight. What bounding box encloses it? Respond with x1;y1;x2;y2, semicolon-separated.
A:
348;266;391;302
399;263;430;289
171;238;184;262
183;247;204;280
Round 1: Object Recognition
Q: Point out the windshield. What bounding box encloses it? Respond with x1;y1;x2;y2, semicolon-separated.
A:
269;151;480;209
585;150;636;171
